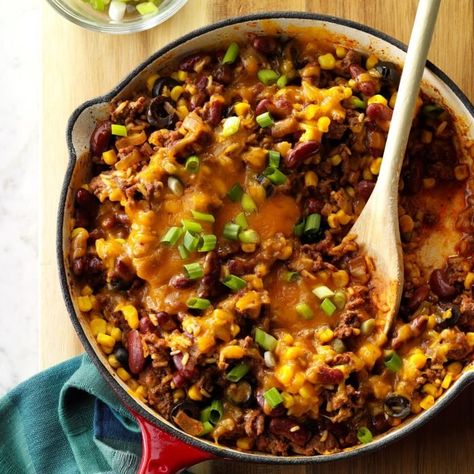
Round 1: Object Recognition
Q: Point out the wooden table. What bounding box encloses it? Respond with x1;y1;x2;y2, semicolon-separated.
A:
41;1;474;472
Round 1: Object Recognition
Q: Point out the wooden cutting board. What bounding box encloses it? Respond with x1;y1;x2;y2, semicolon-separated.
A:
41;1;474;472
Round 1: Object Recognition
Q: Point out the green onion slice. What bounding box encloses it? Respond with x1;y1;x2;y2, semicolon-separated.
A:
296;302;314;320
283;271;300;282
268;150;281;168
191;210;215;223
294;218;306;237
256;111;275;128
333;289;346;309
221;116;241;137
263;167;287;185
223;274;247;292
184;262;204;280
209;400;224;424
348;96;366;109
223;222;241;241
357;427;373;444
239;229;260;244
185;155;200;174
160;227;182;246
234;212;248;230
183;231;200;252
276;74;288;89
263;387;284;408
200;406;212;423
222;42;240;65
181;219;203;233
111;124;127;136
198;234;217;252
241;193;257;213
226;363;250;382
227;183;244;202
136;1;159;15
312;285;335;300
304;213;321;233
255;328;277;351
321;297;337;316
178;244;190;260
186;296;211;310
257;69;279;85
200;421;214;435
384;351;403;372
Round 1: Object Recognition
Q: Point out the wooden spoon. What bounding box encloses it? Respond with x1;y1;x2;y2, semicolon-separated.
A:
350;0;441;334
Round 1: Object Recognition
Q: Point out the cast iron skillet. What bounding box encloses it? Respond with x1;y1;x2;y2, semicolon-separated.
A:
57;12;474;474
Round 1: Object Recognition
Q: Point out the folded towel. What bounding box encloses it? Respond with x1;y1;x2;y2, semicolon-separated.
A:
0;354;142;474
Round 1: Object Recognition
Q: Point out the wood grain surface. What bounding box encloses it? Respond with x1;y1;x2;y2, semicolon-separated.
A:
41;1;474;473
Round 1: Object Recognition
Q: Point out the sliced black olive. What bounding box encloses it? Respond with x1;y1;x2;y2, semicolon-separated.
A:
375;61;401;86
436;304;461;329
224;381;252;405
147;96;178;129
384;393;411;419
170;400;200;420
152;77;180;97
114;346;129;367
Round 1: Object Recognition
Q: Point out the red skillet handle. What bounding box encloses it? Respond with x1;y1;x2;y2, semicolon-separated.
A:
132;411;216;474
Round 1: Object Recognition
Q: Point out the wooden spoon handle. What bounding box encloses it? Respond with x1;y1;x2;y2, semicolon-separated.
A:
376;0;441;193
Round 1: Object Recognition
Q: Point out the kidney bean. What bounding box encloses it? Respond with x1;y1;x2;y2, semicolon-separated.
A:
212;64;232;84
271;117;300;139
189;91;207;111
170;274;194;289
76;188;98;213
318;365;344;384
90;120;112;157
269;417;311;447
172;353;197;380
429;269;458;300
198;251;221;299
156;311;177;332
205;100;223;127
284;141;320;169
349;63;365;79
371;414;391;433
366;103;393;122
139;316;154;334
406;285;430;312
255;98;273;116
367;129;386;157
356;180;376;200
304;197;323;214
358;80;378;97
127;330;145;374
179;53;206;72
87;228;104;244
252;35;278;54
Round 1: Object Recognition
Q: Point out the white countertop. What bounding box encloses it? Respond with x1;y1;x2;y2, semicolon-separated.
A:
0;0;40;395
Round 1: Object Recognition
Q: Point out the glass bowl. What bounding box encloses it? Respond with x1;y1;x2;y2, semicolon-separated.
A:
46;0;188;34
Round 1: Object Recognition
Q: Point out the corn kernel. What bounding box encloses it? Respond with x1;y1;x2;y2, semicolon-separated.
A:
333;270;349;288
370;157;383;175
282;392;294;407
300;125;321;142
127;378;139;391
176;104;189;121
117;367;131;382
409;352;427;369
336;209;351;225
108;354;121;369
146;74;159;93
102;149;118;165
400;214;415;233
110;327;122;342
327;213;338;229
304;171;318;188
467;332;474;347
281;333;294;345
318;53;336;70
464;272;474;289
427;314;437;329
220;345;245;360
283;347;305;361
299;383;316;399
348;79;357;89
330;154;342;166
447;362;462;375
362;168;373;181
419;394;435;410
421;130;433;144
135;385;147;402
81;285;93;296
236;437;253;450
454;164;469;181
345;186;355;198
423;177;436;189
173;389;185;402
317;116;331;133
389;92;397;108
318;327;334;343
77;295;93;312
422;383;438;397
90;318;107;336
234;102;250;116
188;384;203;401
276;364;295;385
367;94;387;106
241;243;256;253
366;54;379;70
441;373;452;389
117;304;139;330
97;333;116;348
292;373;306;391
358;342;382;368
335;46;347;58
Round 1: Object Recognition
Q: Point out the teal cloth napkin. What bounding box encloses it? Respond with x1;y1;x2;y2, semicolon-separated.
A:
0;354;142;474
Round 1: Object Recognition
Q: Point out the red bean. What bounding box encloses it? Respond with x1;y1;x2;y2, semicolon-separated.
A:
170;274;194;289
156;311;177;331
139;316;154;334
269;417;311;447
172;353;197;380
429;269;458;300
212;64;232;84
127;330;145;374
76;188;98;212
358;80;378;96
198;251;221;299
406;285;430;311
256;98;292;118
205;100;223;127
255;99;273;116
284;141;320;168
366;103;392;122
367;129;386;156
179;53;206;72
349;64;365;78
304;197;323;213
89;120;111;157
356;180;376;200
196;75;208;91
252;35;278;54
